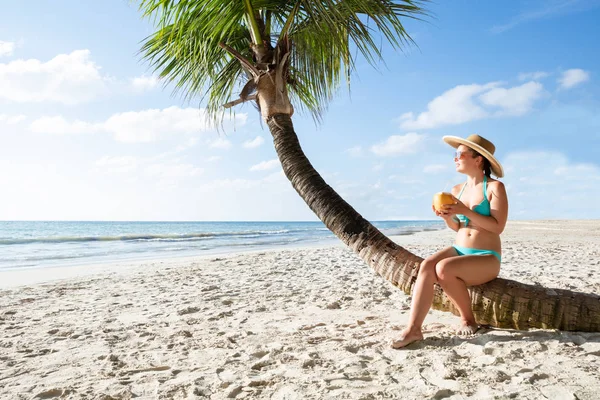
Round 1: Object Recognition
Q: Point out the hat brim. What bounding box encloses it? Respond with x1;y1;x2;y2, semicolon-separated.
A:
443;136;504;178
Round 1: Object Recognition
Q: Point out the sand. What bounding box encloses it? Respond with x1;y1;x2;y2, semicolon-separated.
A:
1;220;599;399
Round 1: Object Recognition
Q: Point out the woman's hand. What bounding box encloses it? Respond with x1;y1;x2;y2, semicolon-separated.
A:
442;195;469;216
432;205;454;221
433;200;461;232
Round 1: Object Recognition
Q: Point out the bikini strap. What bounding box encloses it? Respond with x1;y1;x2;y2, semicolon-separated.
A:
457;182;467;199
483;175;488;197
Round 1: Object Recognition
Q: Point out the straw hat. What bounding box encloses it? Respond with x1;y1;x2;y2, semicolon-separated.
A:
443;134;504;178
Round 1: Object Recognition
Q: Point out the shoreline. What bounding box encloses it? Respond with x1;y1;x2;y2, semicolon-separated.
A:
0;220;447;287
1;219;599;291
0;236;349;290
0;224;449;290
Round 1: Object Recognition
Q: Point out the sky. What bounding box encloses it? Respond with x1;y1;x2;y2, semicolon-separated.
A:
0;0;599;222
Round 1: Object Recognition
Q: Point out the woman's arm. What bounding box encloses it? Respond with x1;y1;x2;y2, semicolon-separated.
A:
453;181;508;234
443;214;460;232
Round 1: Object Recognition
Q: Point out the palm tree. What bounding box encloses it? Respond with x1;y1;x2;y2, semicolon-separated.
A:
136;0;600;332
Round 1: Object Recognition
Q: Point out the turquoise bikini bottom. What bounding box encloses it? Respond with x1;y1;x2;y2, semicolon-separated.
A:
452;245;502;262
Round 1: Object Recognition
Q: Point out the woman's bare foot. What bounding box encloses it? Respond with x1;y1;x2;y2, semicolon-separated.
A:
391;327;423;349
456;320;479;336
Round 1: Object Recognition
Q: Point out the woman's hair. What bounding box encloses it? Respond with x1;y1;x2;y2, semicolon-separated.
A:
471;149;492;177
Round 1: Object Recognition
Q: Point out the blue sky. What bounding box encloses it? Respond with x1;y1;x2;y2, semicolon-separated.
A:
0;0;598;221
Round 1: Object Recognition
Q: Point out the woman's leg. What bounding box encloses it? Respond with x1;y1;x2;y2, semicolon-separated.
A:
391;246;458;348
435;255;500;335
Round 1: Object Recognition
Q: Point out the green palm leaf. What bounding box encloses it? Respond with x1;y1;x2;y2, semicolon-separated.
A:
137;0;428;124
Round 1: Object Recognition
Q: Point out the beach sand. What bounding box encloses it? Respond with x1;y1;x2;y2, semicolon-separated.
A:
1;220;599;399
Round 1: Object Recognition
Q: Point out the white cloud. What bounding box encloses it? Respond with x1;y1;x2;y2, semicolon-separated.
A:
423;164;447;174
333;181;361;198
503;151;600;218
400;81;544;130
479;81;544;116
0;114;26;124
0;41;16;57
105;107;212;143
399;83;496;130
175;137;199;151
30;116;101;135
131;74;159;91
145;162;203;180
345;146;364;157
152;138;200;161
93;156;204;191
243;136;265;149
29;107;247;143
250;159;280;172
197;178;261;192
518;71;550;81
209;137;233;149
206;156;221;162
263;170;286;183
198;170;290;193
94;155;203;184
553;164;599;177
558;69;590;89
0;49;110;104
372;163;384;172
371;133;426;157
95;156;139;173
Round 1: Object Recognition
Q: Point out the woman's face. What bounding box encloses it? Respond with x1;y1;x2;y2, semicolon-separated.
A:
454;145;480;174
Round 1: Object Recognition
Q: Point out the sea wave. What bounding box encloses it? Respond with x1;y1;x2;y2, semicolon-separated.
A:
0;229;308;245
380;225;445;236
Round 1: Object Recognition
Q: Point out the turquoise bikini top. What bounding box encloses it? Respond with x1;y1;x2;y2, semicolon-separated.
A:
456;175;491;227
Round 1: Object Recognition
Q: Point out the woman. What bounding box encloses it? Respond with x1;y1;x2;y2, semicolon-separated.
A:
392;134;508;349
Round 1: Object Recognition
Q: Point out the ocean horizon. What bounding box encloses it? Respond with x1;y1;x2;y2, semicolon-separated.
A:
0;220;445;272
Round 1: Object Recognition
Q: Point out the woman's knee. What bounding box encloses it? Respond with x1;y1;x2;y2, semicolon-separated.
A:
418;258;438;280
435;260;453;282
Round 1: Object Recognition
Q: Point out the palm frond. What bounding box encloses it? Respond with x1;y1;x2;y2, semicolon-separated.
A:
138;1;252;126
136;0;429;125
287;0;427;107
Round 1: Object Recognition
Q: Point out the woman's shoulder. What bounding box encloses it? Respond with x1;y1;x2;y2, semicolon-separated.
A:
450;182;464;195
487;178;507;196
487;178;505;188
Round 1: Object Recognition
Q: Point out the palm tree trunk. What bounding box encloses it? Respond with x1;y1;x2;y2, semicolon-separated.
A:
266;113;600;332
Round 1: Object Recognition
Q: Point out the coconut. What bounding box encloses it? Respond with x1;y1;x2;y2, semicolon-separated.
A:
433;192;454;212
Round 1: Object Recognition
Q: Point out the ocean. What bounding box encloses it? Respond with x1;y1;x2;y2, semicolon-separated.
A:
0;220;444;271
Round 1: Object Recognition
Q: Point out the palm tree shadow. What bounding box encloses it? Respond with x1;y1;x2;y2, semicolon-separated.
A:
413;325;600;350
